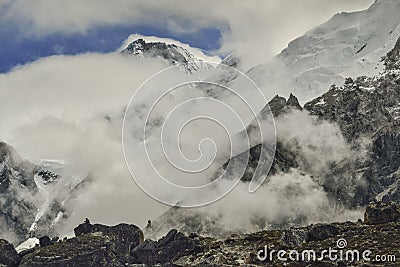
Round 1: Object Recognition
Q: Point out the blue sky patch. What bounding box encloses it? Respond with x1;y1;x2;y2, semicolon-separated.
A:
0;24;222;73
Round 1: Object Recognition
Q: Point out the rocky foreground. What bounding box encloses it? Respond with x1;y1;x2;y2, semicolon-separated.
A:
0;202;399;267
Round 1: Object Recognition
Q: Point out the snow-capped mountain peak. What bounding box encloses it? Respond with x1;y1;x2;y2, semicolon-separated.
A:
246;0;400;104
120;35;221;73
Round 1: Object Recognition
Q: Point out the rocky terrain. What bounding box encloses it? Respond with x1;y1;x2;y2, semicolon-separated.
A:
0;201;398;266
0;142;63;244
0;142;89;245
238;36;400;208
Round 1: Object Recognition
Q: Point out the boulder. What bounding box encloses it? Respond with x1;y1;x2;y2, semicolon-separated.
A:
281;224;341;247
39;236;52;247
131;229;202;265
307;224;340;241
281;229;308;247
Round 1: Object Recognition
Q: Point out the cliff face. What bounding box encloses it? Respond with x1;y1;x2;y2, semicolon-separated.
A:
225;36;400;212
302;39;400;207
0;142;39;244
1;202;399;266
0;142;89;245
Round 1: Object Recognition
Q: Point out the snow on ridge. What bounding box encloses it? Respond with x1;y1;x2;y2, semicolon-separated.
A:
246;0;400;105
16;237;39;253
118;34;222;64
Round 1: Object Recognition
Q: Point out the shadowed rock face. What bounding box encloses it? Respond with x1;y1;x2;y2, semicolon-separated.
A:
0;239;20;267
131;229;202;265
364;201;400;225
0;142;89;245
223;93;303;183
303;65;400;207
0;142;38;244
264;93;303;118
385;36;400;71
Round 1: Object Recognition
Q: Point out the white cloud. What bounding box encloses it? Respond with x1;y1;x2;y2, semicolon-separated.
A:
0;52;171;233
276;110;352;176
0;50;253;234
2;0;374;68
0;53;164;142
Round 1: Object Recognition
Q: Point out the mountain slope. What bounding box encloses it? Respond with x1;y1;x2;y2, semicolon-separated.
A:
304;36;400;207
0;142;88;245
237;36;400;210
246;0;400;103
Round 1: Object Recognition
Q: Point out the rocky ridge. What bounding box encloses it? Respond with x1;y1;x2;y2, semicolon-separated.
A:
121;38;214;73
233;36;400;209
246;0;400;103
0;201;398;266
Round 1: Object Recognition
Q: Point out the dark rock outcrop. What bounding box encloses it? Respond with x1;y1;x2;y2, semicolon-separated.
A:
281;224;341;247
74;222;144;263
364;201;400;225
281;229;308;247
17;223;201;267
131;229;202;265
0;239;20;267
267;95;288;118
19;233;124;267
286;93;302;110
303;66;400;206
223;93;302;183
38;236;52;248
385;36;400;71
264;93;302;118
307;224;340;241
19;222;144;267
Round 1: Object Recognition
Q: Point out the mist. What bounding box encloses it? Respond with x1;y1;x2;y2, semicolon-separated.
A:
146;109;366;239
0;47;365;240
